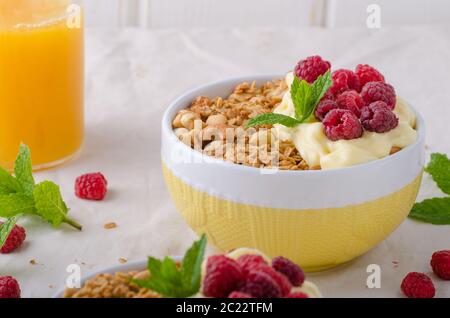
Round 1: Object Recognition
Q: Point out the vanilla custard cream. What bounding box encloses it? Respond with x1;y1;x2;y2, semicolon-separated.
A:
273;72;417;169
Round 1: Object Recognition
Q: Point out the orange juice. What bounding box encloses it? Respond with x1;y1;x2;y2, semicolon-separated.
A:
0;0;84;170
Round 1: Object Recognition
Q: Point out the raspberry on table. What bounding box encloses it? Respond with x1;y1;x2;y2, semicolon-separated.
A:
355;64;385;87
322;109;363;141
228;291;252;298
294;55;331;83
329;69;361;96
360;101;399;133
272;256;305;287
0;276;21;298
360;82;396;110
0;223;26;254
315;99;340;121
335;90;365;117
240;271;282;298
431;250;450;280
401;272;435;298
285;291;309;298
236;254;268;276
75;172;108;201
203;255;244;298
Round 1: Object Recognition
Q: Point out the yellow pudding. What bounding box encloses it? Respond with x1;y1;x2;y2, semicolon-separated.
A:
274;72;417;169
0;0;84;169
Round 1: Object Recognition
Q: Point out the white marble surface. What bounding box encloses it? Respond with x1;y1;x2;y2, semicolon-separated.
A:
1;26;449;298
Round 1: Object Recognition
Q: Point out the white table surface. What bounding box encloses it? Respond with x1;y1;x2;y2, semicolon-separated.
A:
1;26;449;298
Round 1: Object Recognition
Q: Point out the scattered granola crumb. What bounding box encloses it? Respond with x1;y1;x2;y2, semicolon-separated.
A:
29;259;37;265
119;257;127;264
48;284;54;289
104;222;117;229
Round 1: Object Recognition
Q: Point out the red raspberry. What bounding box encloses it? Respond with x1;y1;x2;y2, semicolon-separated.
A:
430;250;450;280
315;99;340;122
329;69;361;96
75;172;108;201
360;101;399;133
236;254;268;276
322;109;363;141
335;90;365;117
294;56;331;83
272;256;305;287
401;272;435;298
240;271;282;298
360;82;396;110
0;223;26;254
228;291;252;298
0;276;21;298
286;292;309;298
355;64;385;87
203;255;244;298
253;265;292;296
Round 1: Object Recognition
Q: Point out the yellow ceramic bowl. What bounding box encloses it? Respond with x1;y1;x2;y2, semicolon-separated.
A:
161;76;425;272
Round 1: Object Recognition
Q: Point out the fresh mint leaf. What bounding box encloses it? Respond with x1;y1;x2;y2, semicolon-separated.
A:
311;71;333;109
291;70;332;122
0;168;22;195
409;197;450;225
248;71;332;129
0;194;35;217
33;181;82;230
0;216;20;251
180;234;206;294
14;144;35;196
425;153;450;195
135;256;177;297
134;235;207;298
246;113;301;128
290;76;314;122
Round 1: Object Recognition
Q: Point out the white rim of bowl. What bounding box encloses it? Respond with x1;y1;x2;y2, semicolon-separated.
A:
162;75;425;175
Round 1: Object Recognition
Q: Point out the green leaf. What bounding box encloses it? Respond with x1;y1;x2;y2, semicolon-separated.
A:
134;235;207;298
0;216;20;251
425;153;450;195
0;193;35;217
246;113;301;128
180;234;207;294
409;197;450;224
311;70;333;109
290;76;314;122
14;144;35;196
33;181;82;230
0;167;22;195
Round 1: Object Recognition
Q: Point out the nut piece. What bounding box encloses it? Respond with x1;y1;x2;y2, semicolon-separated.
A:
174;127;189;139
180;111;200;130
206;114;227;126
133;270;150;280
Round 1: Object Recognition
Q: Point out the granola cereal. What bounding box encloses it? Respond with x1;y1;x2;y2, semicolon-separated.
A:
172;79;310;170
64;270;160;298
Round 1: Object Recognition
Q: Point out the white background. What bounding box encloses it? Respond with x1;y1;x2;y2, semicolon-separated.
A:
82;0;450;28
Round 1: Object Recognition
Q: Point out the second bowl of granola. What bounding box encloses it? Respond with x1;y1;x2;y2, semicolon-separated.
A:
161;63;425;272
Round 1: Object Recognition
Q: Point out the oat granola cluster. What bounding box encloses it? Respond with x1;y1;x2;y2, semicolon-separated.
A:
172;80;310;170
64;270;159;298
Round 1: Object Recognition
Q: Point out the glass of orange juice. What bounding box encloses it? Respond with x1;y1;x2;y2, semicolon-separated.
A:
0;0;84;170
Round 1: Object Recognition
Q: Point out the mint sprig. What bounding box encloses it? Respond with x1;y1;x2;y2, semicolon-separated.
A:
0;144;81;251
408;152;450;224
133;234;207;297
246;70;332;128
424;153;450;195
409;197;450;225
